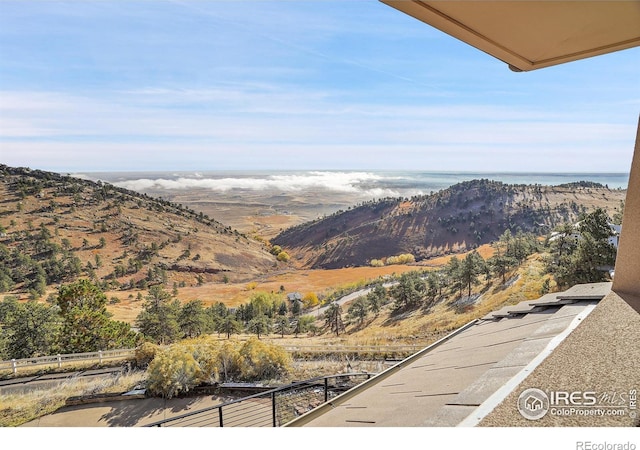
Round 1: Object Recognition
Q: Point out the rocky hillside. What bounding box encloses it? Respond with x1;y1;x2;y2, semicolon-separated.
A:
0;165;280;299
272;179;626;269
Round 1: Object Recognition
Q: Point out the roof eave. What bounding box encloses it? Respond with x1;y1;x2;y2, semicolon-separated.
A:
380;0;640;72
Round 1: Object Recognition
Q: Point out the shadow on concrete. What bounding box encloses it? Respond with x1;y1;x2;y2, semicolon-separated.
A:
21;394;239;427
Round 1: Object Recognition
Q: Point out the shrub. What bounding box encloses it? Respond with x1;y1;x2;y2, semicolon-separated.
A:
302;292;319;308
216;340;243;382
183;337;221;384
144;337;291;396
270;245;282;256
134;342;160;369
385;253;415;266
398;253;416;264
237;338;291;381
276;251;290;262
146;347;202;398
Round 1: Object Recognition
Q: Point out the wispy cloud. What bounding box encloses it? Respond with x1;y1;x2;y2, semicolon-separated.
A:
1;1;639;173
2;88;635;159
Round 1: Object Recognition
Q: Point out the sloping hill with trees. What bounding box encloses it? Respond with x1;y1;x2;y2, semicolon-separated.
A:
272;179;625;269
0;164;281;301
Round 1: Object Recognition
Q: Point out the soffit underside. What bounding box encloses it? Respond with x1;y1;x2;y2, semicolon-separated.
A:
381;1;640;71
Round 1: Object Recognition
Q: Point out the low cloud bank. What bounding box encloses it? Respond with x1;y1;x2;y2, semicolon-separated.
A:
110;171;419;198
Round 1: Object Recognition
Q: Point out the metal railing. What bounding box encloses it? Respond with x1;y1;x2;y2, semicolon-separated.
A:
146;372;373;427
0;348;136;375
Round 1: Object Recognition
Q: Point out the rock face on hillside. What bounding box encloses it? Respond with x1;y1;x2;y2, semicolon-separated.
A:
0;165;280;297
272;179;625;269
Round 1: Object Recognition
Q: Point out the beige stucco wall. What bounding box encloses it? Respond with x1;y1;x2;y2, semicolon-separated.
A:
612;116;640;313
479;291;640;427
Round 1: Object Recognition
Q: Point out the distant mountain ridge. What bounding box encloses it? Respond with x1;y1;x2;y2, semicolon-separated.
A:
272;179;626;269
0;164;279;298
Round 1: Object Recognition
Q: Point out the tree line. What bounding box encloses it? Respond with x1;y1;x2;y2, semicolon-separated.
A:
544;207;618;288
0;280;320;360
0;279;138;359
326;208;619;335
322;229;539;334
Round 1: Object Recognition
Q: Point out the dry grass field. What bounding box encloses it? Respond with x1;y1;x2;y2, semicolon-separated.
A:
106;243;542;352
104;259;446;323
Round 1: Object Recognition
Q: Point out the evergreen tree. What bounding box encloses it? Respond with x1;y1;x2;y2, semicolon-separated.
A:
247;314;271;339
348;296;369;325
57;279;137;353
292;315;315;337
178;299;208;339
446;256;463;298
459;251;485;297
217;314;242;339
324;302;345;336
547;208;617;288
274;316;290;337
390;271;426;310
549;223;579;259
2;299;59;359
425;271;441;308
291;298;301;316
135;285;181;344
366;283;387;315
206;301;229;334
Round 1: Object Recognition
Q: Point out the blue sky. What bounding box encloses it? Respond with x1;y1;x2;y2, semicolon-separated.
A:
1;0;639;173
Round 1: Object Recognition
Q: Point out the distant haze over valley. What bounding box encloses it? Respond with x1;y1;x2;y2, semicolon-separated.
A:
73;171;629;237
76;170;631;195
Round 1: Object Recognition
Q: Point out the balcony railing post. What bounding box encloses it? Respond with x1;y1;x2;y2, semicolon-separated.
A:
272;391;277;427
219;407;224;427
324;377;329;403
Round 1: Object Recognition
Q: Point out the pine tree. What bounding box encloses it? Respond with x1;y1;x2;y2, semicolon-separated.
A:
57;279;137;353
348;296;369;325
135;285;181;344
459;251;485;297
324;302;345;336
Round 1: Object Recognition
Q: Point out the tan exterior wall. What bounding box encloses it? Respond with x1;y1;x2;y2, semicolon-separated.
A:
612;115;640;313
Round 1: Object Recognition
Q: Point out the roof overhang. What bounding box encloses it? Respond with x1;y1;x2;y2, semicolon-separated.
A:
380;0;640;71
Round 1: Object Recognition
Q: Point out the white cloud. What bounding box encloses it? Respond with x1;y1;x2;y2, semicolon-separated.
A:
2;0;639;180
2;89;634;151
112;171;391;194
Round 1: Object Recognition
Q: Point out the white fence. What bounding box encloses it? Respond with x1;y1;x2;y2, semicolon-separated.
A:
0;348;136;375
0;344;422;376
